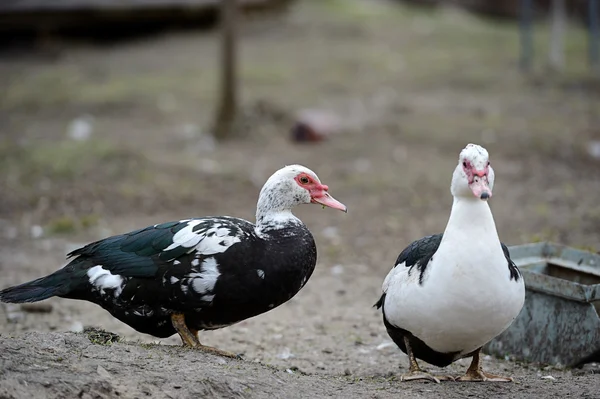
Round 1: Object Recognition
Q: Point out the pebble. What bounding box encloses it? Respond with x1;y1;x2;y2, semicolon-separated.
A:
587;140;600;160
7;311;25;323
69;321;84;333
277;347;295;360
330;265;344;275
376;341;395;351
67;115;94;141
30;225;44;239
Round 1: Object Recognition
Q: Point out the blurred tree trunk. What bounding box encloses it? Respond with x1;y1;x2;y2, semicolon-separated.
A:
548;0;566;71
213;0;239;140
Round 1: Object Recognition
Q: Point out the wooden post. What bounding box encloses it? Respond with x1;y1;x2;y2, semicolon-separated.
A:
213;0;239;140
590;0;600;74
519;0;534;71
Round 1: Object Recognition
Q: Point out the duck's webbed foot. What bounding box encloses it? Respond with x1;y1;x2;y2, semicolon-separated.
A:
171;314;243;359
456;349;513;382
401;369;455;383
400;336;455;383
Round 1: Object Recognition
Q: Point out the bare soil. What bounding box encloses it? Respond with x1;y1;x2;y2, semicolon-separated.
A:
1;1;600;398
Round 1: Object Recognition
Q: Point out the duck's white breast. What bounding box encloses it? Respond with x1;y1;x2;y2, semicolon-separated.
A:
384;243;525;355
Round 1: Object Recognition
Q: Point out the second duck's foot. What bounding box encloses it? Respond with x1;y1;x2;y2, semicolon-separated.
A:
400;370;455;383
456;369;514;382
194;344;244;360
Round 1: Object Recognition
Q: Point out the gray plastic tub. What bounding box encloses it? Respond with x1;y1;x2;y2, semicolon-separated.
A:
484;242;600;367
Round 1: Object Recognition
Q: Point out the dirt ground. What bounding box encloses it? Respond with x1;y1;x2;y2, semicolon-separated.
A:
1;0;600;398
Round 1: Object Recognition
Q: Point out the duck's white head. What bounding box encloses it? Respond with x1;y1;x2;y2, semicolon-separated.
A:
451;143;495;201
256;164;347;222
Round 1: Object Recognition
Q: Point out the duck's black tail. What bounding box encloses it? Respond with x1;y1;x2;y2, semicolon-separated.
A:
0;274;66;303
0;261;87;304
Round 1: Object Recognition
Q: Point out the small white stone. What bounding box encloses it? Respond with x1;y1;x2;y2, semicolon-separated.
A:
30;225;44;239
69;321;84;333
331;265;344;275
277;347;295;360
541;375;556;381
376;341;395;351
67;115;94;141
7;311;24;323
587;140;600;159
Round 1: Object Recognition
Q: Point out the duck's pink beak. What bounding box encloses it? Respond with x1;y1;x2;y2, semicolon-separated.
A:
310;184;347;212
469;170;492;201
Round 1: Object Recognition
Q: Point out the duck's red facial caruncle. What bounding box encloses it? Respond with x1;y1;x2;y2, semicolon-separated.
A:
462;159;492;201
294;172;347;212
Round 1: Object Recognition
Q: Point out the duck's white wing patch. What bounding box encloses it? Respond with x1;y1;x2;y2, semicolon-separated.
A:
87;265;124;297
195;226;241;255
162;219;243;257
187;257;220;298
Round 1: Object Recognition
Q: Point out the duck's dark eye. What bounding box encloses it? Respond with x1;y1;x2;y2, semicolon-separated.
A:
299;176;310;184
487;161;491;166
462;161;467;168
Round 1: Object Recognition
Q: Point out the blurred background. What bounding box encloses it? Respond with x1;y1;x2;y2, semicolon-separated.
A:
0;0;599;374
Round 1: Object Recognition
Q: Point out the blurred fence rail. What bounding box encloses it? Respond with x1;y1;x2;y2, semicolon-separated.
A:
0;0;292;36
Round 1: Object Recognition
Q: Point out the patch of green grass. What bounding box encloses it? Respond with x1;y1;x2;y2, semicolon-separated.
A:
315;0;593;87
83;327;122;346
0;68;216;110
522;229;560;244
242;64;291;85
315;0;404;22
0;139;138;183
137;341;162;350
46;216;77;235
45;214;101;235
81;214;101;229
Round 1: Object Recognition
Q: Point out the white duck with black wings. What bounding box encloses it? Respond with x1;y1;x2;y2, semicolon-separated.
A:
0;165;347;358
376;144;525;383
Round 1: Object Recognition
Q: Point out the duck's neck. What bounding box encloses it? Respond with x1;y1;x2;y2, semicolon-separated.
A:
256;209;300;228
442;197;499;244
255;194;302;234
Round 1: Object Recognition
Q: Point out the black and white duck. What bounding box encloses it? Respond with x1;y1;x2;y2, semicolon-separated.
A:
1;164;347;358
375;144;525;382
